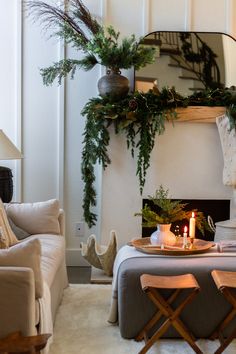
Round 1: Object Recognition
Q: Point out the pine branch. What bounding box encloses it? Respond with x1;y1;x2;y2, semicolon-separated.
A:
55;23;88;50
143;186;190;224
40;59;81;86
85;26;156;70
76;54;98;71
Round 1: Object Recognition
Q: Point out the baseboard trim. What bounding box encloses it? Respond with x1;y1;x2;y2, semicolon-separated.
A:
66;248;90;267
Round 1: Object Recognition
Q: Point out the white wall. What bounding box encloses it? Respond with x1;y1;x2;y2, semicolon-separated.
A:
1;0;236;263
0;1;16;135
22;0;61;202
0;1;21;200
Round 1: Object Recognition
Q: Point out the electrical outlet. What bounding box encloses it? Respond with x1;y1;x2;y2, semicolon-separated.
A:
74;222;85;237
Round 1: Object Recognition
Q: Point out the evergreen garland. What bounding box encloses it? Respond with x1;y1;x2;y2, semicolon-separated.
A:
81;109;110;226
81;86;236;227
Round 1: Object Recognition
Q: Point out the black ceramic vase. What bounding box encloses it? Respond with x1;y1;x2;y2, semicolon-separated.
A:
0;166;13;202
97;69;129;100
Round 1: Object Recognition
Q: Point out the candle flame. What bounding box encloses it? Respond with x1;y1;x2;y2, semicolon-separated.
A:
184;226;188;232
192;212;195;218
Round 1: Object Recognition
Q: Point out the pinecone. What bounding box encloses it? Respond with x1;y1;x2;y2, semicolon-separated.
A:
129;99;138;111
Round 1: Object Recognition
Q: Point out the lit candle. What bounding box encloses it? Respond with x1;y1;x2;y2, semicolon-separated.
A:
189;212;196;239
183;226;188;248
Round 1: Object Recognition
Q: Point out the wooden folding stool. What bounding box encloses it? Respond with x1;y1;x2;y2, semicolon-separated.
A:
210;269;236;354
135;273;202;354
0;331;51;354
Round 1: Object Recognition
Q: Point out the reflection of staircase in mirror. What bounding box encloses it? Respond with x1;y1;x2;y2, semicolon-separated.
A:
142;32;223;92
168;55;205;92
136;54;193;95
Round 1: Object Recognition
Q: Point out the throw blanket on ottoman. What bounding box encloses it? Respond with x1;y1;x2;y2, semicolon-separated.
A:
108;244;236;339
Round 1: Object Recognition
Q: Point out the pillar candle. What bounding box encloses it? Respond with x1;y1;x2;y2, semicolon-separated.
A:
183;226;188;247
189;212;196;238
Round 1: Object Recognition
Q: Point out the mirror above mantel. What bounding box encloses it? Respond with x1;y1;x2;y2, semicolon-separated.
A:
135;31;236;122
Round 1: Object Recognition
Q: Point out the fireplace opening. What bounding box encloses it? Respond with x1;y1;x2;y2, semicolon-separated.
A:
142;199;230;241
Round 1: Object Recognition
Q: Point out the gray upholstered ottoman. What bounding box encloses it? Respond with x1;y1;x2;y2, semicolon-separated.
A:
117;255;236;339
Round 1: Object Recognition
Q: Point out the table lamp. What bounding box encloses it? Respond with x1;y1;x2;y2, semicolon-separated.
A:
0;129;22;202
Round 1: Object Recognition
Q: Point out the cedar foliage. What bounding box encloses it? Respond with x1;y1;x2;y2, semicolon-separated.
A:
135;185;211;236
81;114;110;226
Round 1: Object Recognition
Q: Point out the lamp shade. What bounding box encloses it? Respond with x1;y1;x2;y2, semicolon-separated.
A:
0;130;22;160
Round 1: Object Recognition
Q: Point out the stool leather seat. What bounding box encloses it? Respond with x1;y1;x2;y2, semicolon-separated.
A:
212;269;236;289
141;273;199;290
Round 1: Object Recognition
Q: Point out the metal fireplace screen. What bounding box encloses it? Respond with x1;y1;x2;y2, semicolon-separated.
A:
142;199;230;241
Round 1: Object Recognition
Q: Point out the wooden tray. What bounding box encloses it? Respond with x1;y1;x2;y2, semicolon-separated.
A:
131;237;215;255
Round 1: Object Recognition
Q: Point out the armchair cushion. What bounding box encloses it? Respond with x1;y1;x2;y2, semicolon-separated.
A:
5;199;61;235
0;238;43;298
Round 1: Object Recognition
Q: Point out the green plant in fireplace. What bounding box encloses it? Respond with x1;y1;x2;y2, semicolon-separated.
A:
135;185;212;236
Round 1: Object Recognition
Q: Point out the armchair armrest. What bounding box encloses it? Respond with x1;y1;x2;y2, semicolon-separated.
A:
0;267;36;339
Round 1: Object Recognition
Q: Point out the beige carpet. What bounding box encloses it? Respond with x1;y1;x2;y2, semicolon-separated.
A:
49;284;236;354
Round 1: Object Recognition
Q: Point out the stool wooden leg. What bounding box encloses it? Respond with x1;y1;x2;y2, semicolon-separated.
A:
138;288;202;354
138;317;172;354
210;308;236;340
210;270;236;354
214;325;236;354
135;289;180;341
212;287;236;354
172;318;202;354
152;290;202;354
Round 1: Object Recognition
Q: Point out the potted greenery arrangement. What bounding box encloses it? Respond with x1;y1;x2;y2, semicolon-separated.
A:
26;0;156;99
135;185;210;245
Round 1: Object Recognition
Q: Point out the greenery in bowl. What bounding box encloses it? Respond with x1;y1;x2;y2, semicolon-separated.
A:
135;185;211;236
26;0;156;85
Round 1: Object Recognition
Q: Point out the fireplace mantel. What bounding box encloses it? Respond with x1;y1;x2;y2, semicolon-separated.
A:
175;106;226;123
